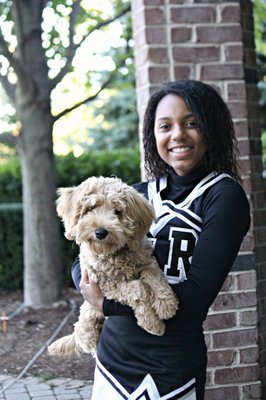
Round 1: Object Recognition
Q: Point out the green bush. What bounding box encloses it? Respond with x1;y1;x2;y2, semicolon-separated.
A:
0;204;23;291
0;157;22;202
55;146;141;187
0;147;141;290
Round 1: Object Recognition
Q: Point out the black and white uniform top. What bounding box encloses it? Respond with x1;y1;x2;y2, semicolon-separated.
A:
72;166;250;400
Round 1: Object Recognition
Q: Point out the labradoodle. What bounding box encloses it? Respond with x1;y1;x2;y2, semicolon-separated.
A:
48;176;178;356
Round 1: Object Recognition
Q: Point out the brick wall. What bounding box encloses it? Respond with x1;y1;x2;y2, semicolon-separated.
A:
131;0;266;398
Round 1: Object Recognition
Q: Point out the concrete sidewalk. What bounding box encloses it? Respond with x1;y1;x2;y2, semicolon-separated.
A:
0;375;93;400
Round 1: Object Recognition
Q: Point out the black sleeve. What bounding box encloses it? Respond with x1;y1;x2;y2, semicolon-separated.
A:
71;256;134;316
171;184;250;320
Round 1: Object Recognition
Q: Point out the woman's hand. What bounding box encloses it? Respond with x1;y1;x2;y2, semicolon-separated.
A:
79;270;104;311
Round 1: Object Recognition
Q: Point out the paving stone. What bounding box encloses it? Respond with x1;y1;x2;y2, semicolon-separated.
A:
0;375;93;400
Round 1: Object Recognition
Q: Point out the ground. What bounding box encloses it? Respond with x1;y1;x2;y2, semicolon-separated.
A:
0;289;95;382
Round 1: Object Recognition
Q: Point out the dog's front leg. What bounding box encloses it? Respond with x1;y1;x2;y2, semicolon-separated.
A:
74;301;105;356
109;280;166;336
139;262;179;320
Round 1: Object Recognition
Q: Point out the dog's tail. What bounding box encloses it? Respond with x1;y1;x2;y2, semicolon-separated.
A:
48;334;80;356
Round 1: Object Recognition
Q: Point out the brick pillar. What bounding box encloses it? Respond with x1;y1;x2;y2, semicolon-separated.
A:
131;0;266;398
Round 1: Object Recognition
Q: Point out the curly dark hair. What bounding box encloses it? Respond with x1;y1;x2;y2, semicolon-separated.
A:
142;80;241;181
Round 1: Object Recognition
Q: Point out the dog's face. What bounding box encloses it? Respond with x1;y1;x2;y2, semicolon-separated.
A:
56;176;155;255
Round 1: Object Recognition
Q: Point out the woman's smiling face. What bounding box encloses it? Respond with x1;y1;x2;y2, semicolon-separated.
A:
154;94;207;176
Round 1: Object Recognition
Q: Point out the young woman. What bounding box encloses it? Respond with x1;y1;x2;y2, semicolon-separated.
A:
72;80;250;400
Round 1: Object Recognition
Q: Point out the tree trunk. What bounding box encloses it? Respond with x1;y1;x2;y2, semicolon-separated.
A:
17;104;63;308
11;0;63;307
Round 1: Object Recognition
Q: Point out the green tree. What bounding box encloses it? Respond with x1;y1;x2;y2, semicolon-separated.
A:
253;0;266;162
0;0;131;307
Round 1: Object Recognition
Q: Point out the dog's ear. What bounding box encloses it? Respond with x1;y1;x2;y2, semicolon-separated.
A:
56;187;80;240
125;187;155;238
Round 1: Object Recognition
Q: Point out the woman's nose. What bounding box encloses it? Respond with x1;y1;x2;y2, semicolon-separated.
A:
171;124;184;139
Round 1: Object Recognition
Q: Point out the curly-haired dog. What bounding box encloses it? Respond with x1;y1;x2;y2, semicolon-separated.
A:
48;176;178;356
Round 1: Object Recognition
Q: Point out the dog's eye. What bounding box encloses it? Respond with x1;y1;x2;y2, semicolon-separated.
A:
114;209;121;216
87;205;96;212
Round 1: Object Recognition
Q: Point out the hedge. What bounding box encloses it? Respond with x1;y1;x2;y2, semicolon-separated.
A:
0;147;141;290
0;203;23;290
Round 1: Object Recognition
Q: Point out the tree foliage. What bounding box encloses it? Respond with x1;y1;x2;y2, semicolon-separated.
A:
0;0;132;307
253;0;266;164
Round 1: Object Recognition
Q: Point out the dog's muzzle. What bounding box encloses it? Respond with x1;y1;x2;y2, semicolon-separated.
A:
95;228;108;240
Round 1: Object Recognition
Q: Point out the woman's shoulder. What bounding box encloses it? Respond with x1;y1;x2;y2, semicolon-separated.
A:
132;181;149;198
211;174;247;196
204;173;250;212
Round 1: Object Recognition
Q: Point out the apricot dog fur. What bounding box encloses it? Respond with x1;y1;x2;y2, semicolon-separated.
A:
48;176;178;356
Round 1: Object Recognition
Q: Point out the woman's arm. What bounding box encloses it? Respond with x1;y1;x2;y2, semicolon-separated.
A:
71;258;134;316
171;184;250;320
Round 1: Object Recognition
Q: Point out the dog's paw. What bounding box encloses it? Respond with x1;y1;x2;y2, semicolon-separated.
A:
143;320;166;336
137;315;166;336
153;296;179;320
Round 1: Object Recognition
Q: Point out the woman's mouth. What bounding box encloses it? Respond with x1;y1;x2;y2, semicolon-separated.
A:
169;146;193;154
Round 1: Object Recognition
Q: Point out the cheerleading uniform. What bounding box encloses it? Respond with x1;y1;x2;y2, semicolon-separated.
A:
72;166;250;400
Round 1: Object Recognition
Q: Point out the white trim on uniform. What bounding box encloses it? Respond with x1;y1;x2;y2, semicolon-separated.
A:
92;356;196;400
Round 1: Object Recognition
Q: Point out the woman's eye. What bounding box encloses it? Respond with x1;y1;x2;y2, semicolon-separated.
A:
159;124;170;131
186;120;197;128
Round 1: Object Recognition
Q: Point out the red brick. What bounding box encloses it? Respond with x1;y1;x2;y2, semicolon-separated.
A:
240;346;259;364
211;291;257;311
239;234;255;252
171;6;215;23
214;365;259;384
144;0;164;4
221;5;241;23
227;81;246;100
148;48;169;64
173;65;192;79
212;328;258;348
146;27;167;44
238;158;252;175
255;227;266;247
249;120;262;138
246;84;260;102
173;45;220;63
233;120;249;138
171;27;192;43
204;312;237;331
207;349;236;367
205;369;212;386
200;64;244;81
220;275;234;292
244;49;257;67
205;386;239;400
237;139;251;157
224;44;244;62
145;7;165;25
169;0;191;3
236;271;256;290
252;209;266;228
148;66;169;83
252;191;266;209
227;101;247;118
197;25;242;43
242;383;262;400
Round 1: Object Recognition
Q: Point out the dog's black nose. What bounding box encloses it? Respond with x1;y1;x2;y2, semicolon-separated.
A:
95;228;108;240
